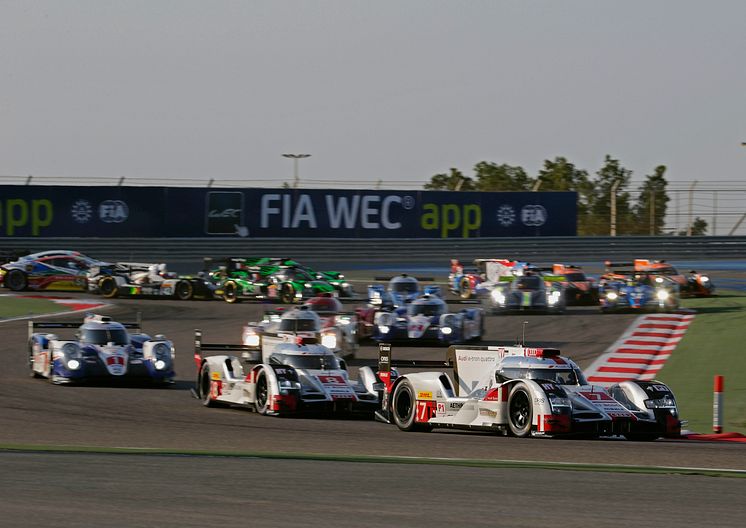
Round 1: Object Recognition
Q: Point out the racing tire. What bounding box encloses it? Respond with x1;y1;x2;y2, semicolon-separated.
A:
508;384;533;438
5;269;28;291
391;379;431;432
28;340;43;378
254;370;271;415
98;276;119;298
458;277;472;300
280;283;295;304
198;363;218;407
175;280;194;301
222;281;241;303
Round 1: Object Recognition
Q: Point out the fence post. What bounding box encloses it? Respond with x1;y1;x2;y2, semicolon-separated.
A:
713;375;724;434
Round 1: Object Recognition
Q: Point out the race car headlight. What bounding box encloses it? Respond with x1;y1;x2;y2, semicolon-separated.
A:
655;277;664;284
321;334;337;349
154;359;167;370
606;292;618;300
700;276;709;283
441;327;453;335
645;395;676;409
656;289;669;301
491;290;505;304
66;359;81;370
379;325;390;334
304;283;312;288
61;343;82;359
547;291;561;305
243;332;260;347
371;297;382;305
337;315;351;325
549;396;571;413
341;282;350;288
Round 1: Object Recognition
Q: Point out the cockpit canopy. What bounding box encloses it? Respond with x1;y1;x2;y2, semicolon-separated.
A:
268;352;340;370
79;326;130;345
407;300;446;317
496;366;586;386
513;275;544;291
389;276;419;294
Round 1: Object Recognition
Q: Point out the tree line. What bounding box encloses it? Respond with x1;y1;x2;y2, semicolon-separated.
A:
424;155;707;236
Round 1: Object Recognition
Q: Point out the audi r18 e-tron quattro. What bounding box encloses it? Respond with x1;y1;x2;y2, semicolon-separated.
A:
1;250;108;292
28;313;175;384
372;294;483;345
242;303;358;359
194;330;382;415
376;343;681;440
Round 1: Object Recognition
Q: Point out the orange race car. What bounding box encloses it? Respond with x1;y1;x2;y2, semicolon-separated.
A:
603;259;715;297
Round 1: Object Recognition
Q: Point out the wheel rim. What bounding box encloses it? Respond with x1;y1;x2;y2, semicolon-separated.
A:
7;271;26;291
177;282;192;299
459;279;471;299
201;370;211;403
224;283;236;301
394;385;413;424
510;391;530;429
100;278;116;297
281;285;294;303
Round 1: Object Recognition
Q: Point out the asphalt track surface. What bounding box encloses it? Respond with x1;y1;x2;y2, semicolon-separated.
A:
1;273;745;526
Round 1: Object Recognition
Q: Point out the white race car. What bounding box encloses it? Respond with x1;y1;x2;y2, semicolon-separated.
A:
242;304;357;359
375;343;682;440
194;330;382;416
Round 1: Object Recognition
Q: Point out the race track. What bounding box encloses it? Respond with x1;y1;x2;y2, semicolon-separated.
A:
1;280;745;527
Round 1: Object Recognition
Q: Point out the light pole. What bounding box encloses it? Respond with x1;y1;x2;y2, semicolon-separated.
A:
282;153;311;188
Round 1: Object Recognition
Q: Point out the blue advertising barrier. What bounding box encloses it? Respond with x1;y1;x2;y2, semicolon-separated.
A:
0;186;576;238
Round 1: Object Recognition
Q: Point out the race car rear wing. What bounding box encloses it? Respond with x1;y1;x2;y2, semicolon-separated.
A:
193;329;256;370
373;276;435;282
378;342;562;398
28;312;143;340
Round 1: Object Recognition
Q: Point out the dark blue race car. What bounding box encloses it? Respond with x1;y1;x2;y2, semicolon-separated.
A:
28;313;175;384
599;273;680;313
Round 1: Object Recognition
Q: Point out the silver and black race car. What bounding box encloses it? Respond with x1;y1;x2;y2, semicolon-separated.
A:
28;313;175;384
486;274;566;314
88;262;217;300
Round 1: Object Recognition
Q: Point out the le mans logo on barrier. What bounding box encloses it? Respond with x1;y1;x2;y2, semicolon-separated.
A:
205;192;244;235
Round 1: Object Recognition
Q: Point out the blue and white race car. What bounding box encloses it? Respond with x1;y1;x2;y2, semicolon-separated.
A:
367;274;440;310
599;273;680;313
372;294;484;345
28;314;175;384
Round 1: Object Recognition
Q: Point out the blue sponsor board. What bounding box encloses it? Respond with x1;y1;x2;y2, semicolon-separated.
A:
0;186;576;238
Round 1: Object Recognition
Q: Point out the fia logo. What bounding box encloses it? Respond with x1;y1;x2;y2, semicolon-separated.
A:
521;205;547;227
99;200;130;223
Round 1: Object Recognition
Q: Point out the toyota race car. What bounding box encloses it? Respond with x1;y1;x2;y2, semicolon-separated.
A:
367;274;440;310
194;330;382;415
372;294;484;345
1;250;108;292
376;343;681;440
242;303;358;359
28;313;175;384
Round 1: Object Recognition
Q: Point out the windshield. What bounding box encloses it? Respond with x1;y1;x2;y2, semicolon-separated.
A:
514;276;542;290
80;328;130;345
498;367;585;385
407;303;444;317
279;319;318;332
269;353;340;370
563;272;586;281
391;281;418;293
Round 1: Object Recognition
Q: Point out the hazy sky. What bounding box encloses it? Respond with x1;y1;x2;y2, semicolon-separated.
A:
2;0;746;190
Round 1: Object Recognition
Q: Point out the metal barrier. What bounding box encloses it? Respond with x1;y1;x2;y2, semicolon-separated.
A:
1;236;744;268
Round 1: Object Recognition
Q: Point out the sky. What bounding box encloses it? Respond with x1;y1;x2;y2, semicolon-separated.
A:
2;0;746;194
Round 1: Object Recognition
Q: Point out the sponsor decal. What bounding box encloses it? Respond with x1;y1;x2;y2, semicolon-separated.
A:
496;204;516;227
415;400;437;422
417;391;433;400
71;199;93;223
210;372;221;380
449;401;464;410
479;408;497;418
521;204;547;227
99;200;129;223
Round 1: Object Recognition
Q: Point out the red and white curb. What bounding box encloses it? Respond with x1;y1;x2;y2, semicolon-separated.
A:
584;311;696;386
0;294;111;323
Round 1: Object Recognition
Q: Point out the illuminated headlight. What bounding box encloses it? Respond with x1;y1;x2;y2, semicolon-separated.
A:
341;282;350;288
656;289;669;301
606;292;618;300
371;298;382;305
154;359;167;370
338;316;351;325
243;333;260;347
700;276;709;283
547;291;561;305
645;395;676;409
441;327;453;335
655;277;664;283
304;283;312;288
66;359;81;370
379;325;390;334
321;334;337;349
491;290;505;304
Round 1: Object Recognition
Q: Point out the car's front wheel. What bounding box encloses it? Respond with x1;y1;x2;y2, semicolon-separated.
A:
98;276;119;298
280;283;295;304
5;269;28;291
508;384;533;437
222;281;240;303
254;370;270;415
175;280;193;300
459;277;472;299
391;379;431;432
199;363;218;407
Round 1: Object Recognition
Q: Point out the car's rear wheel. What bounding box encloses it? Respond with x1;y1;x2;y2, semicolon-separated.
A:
280;283;295;304
175;280;193;300
5;269;28;291
222;281;240;303
254;370;270;415
98;276;119;298
459;277;472;299
508;384;533;437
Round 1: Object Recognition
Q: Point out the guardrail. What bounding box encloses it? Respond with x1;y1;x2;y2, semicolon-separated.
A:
1;236;744;268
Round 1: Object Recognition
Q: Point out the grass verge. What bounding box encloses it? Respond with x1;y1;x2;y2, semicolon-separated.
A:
0;295;68;319
659;291;746;434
